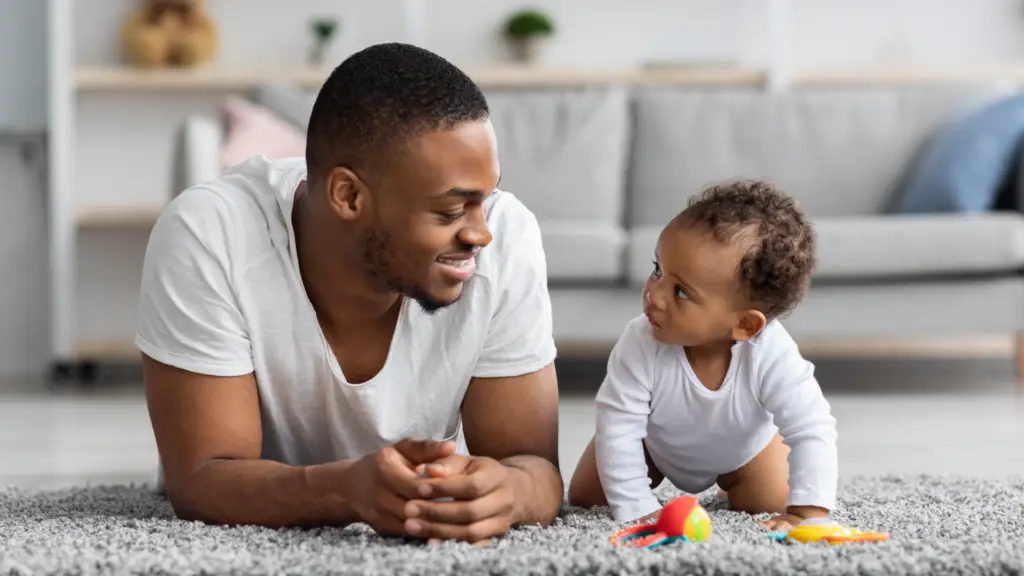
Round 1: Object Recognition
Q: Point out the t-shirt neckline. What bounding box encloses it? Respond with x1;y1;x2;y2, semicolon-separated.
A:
281;172;409;388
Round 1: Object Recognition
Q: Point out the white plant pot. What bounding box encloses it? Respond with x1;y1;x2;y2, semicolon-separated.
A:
510;37;549;64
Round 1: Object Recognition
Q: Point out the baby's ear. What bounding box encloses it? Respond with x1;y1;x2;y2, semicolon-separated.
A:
731;309;767;342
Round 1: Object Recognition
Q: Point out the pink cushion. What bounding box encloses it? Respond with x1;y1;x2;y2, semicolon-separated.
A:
219;95;306;170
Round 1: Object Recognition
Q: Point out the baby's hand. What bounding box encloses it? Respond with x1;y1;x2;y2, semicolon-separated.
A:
636;509;661;525
759;513;804;531
759;505;829;531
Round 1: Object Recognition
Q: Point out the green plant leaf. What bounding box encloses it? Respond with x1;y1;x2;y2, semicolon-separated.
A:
503;9;554;38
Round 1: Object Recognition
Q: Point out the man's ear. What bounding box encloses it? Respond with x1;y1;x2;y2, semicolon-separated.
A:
325;166;368;221
731;309;767;342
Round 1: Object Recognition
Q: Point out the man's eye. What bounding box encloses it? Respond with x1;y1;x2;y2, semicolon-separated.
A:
438;211;465;223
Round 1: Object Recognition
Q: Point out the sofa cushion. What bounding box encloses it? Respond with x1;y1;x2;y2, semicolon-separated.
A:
249;83;318;131
218;96;306;171
540;221;625;283
625;213;1024;285
484;87;631;281
627;85;1008;227
813;213;1024;279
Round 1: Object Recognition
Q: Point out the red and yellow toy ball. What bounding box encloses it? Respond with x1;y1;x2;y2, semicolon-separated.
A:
610;495;712;548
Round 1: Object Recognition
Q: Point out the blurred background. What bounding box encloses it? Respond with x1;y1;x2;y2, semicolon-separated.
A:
2;0;1024;491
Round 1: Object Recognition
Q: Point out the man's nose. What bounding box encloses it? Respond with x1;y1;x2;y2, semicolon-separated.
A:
459;209;493;248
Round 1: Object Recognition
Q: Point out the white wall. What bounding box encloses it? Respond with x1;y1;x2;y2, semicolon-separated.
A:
2;0;1024;377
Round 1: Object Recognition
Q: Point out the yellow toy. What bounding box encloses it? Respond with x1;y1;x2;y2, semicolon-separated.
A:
122;0;219;68
768;520;889;544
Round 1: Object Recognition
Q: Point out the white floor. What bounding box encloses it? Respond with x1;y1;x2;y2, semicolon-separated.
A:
1;356;1023;490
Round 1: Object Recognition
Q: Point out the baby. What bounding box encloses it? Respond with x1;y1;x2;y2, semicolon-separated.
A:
568;180;838;531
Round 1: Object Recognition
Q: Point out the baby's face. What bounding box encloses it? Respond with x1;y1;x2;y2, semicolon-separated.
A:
641;221;754;347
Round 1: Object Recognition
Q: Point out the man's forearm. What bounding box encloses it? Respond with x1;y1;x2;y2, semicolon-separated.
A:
168;458;358;528
501;455;563;526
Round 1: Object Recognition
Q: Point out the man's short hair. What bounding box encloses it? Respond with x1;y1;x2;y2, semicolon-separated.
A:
680;180;817;319
305;43;490;180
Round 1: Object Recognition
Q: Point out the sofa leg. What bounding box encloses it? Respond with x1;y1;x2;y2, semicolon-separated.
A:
1016;333;1024;385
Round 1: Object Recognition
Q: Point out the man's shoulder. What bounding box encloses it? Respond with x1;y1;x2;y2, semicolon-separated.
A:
475;189;543;281
483;189;540;238
155;156;302;254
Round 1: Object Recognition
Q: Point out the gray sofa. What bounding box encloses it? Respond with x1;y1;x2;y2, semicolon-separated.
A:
173;81;1024;373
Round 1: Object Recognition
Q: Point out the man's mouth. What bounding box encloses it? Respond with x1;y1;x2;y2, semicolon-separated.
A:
437;254;475;268
436;252;478;282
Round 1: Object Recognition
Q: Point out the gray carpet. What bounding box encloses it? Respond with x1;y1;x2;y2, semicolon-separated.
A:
1;475;1023;575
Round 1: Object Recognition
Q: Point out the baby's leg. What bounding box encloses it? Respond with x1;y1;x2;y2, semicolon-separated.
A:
568;436;664;508
716;433;790;514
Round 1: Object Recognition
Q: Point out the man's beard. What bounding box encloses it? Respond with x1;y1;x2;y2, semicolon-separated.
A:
358;223;454;315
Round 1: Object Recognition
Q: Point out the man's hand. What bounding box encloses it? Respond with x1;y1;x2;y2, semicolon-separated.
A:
401;453;526;545
759;505;829;531
344;438;457;537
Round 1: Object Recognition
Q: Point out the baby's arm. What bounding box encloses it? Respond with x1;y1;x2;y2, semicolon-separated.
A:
758;333;838;518
594;319;661;523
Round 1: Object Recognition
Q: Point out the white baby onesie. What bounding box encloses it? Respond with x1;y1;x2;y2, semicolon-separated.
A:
594;315;838;522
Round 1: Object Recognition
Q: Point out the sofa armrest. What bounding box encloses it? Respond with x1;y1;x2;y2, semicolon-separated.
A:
171;114;224;196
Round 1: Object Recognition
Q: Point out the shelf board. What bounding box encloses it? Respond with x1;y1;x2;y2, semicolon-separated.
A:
76;206;162;228
74;65;332;91
792;64;1024;85
73;64;769;91
73;340;140;362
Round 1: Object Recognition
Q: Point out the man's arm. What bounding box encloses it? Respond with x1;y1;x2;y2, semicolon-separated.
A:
461;362;563;527
146;356;444;531
143;355;356;528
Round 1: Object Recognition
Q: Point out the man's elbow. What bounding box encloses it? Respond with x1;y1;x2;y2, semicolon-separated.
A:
162;479;211;523
161;468;226;525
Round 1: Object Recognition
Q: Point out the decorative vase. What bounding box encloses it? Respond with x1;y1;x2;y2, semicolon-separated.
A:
308;17;339;66
510;36;548;64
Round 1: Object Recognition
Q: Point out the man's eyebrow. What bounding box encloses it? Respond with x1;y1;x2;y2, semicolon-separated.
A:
434;174;500;200
435;188;487;199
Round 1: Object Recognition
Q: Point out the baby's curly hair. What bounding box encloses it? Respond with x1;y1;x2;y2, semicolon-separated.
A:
677;180;816;319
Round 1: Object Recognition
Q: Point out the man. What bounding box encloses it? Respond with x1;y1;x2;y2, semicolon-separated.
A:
135;43;563;545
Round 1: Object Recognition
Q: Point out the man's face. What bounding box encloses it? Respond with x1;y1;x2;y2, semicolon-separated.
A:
357;120;500;313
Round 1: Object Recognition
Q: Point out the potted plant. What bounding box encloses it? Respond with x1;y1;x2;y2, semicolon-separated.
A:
503;8;555;64
308;17;340;66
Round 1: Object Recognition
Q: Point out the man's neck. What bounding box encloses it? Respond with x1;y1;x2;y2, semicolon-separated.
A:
292;181;400;329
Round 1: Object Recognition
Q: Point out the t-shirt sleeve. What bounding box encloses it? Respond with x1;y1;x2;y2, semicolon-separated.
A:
594;318;662;522
134;189;255;377
471;195;557;379
757;326;838;511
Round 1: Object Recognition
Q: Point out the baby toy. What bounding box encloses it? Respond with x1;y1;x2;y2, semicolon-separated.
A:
767;519;889;544
609;495;712;548
122;0;219;68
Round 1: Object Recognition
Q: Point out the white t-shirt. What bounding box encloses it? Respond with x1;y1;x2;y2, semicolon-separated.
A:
135;155;557;467
594;315;838;522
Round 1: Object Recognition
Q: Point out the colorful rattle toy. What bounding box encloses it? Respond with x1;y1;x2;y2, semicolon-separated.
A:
609;495;712;548
767;519;889;545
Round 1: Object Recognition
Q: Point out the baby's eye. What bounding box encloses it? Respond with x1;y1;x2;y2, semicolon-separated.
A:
675;286;689;300
651;261;662;277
